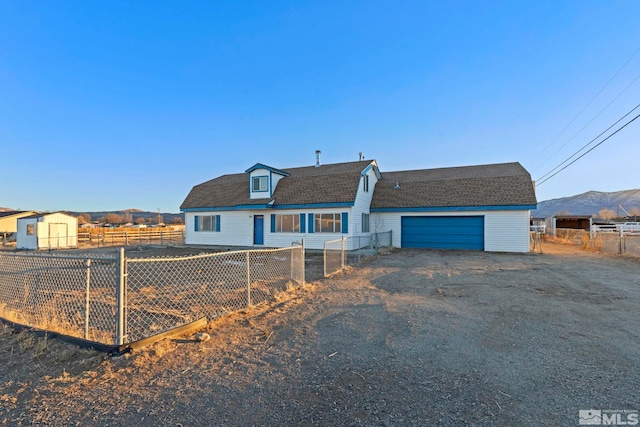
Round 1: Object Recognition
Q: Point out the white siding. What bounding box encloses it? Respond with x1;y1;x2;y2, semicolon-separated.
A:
185;208;357;250
248;168;271;200
371;210;531;253
185;211;254;247
17;213;78;250
351;167;379;234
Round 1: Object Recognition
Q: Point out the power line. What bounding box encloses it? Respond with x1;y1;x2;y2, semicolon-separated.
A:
536;102;640;182
536;111;640;186
538;70;640;168
529;45;640;170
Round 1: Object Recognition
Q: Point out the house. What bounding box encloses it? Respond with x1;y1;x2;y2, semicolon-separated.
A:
17;212;78;250
0;211;37;241
180;159;537;252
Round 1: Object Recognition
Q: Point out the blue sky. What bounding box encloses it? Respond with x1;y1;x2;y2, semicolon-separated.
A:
1;1;639;213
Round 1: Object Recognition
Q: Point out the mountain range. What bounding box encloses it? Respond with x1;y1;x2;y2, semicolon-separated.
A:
4;189;640;221
532;189;640;218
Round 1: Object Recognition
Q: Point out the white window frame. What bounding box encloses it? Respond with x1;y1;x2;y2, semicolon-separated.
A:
362;213;370;233
315;213;342;233
363;174;369;192
195;215;219;232
252;176;268;193
275;214;300;233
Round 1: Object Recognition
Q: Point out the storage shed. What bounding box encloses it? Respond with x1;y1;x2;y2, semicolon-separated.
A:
17;212;78;250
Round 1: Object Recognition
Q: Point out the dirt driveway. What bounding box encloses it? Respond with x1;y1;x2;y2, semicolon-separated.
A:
1;242;639;426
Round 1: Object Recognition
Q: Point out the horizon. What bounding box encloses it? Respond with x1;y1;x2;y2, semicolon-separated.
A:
2;2;639;212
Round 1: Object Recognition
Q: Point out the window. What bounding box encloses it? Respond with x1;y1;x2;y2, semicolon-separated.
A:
252;176;268;192
275;214;300;233
26;224;34;235
315;213;342;233
363;174;369;192
362;213;370;233
195;215;220;232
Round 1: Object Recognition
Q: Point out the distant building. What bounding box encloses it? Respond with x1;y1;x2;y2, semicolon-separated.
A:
17;212;78;250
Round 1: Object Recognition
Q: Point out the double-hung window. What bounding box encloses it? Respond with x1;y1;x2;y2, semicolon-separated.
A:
315;213;342;233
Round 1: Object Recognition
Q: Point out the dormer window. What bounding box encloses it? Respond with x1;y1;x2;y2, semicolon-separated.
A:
252;176;268;192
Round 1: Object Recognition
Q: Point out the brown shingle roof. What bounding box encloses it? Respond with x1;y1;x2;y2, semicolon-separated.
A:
180;161;372;209
371;162;537;209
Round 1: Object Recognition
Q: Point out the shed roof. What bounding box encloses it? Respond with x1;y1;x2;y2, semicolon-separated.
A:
0;211;34;219
371;162;537;209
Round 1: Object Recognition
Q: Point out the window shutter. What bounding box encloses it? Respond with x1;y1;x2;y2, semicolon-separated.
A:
215;215;221;232
308;213;314;233
270;214;276;233
342;212;348;233
299;214;306;233
194;215;199;231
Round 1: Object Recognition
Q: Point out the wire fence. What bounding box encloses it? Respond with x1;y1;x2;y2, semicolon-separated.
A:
0;245;305;348
547;228;640;257
324;231;392;277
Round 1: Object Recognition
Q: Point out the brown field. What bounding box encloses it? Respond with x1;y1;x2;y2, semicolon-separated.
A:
1;241;639;426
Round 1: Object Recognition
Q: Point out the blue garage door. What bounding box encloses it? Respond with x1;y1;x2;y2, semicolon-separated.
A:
401;216;484;250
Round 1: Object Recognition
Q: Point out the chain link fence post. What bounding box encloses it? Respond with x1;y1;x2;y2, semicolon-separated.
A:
84;258;91;340
116;247;126;346
246;250;252;308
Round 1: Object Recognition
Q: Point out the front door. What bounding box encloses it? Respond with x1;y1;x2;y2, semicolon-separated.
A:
253;215;264;245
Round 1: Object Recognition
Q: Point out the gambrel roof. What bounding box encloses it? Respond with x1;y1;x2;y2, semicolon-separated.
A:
180;160;377;210
371;162;537;210
180;160;537;211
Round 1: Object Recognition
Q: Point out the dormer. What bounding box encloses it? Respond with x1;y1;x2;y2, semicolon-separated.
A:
245;163;290;200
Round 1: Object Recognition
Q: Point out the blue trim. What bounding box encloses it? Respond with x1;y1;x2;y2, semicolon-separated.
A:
308;213;314;233
272;202;354;209
370;204;537;213
360;163;374;176
245;163;290;176
299;214;306;233
215;215;221;232
341;212;348;233
194;215;199;231
270;214;276;233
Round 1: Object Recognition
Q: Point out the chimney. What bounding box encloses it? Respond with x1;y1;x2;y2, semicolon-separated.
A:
315;150;321;167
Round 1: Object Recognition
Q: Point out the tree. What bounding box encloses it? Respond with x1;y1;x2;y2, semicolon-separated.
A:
135;217;146;225
76;213;92;224
104;213;125;225
598;208;616;223
172;216;185;225
629;207;640;221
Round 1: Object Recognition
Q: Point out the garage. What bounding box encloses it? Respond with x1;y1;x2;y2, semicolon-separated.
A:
401;216;484;250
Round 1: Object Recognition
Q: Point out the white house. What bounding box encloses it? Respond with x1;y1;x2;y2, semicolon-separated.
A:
180;159;537;252
17;212;78;250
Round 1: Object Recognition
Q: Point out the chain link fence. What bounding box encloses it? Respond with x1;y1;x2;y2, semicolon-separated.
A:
0;245;304;348
324;231;393;277
0;252;118;344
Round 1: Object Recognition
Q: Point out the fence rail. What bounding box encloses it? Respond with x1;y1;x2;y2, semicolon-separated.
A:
78;229;185;248
324;231;392;277
0;245;305;348
549;228;640;257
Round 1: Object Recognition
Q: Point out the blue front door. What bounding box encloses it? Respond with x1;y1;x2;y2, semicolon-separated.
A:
253;215;264;245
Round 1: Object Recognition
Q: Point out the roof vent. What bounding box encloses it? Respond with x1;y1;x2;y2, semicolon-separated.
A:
394;181;401;189
315;150;321;167
359;152;364;161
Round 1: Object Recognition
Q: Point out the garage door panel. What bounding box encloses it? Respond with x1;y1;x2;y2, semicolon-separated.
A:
401;216;484;250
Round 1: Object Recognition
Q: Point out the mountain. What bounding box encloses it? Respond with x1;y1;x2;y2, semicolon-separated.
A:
533;189;640;218
63;210;184;224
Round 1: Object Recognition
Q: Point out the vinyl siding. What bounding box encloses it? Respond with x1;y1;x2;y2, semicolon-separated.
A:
185;211;254;247
372;210;531;253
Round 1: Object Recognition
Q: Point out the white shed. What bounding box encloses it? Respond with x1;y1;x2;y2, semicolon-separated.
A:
17;212;78;250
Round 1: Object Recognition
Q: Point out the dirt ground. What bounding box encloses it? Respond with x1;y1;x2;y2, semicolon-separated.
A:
1;241;639;426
